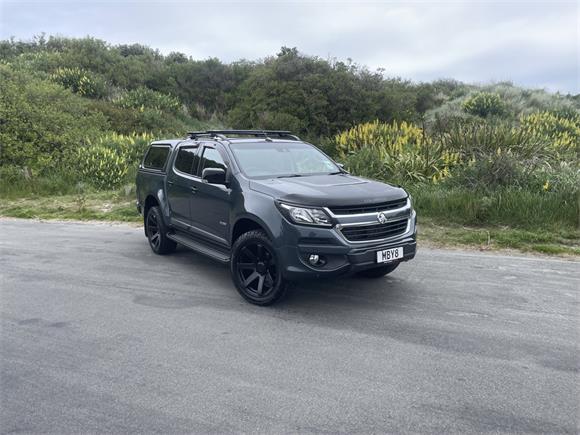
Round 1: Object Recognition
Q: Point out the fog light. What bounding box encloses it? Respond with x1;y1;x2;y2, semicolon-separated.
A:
307;254;327;267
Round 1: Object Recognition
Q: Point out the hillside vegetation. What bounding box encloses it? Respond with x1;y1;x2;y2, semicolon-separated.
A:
0;36;578;254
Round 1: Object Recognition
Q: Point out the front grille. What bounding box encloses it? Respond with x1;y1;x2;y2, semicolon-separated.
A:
329;198;407;215
340;218;408;242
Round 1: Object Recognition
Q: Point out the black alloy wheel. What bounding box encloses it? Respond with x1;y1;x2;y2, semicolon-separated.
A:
146;210;161;250
145;206;176;255
231;230;287;305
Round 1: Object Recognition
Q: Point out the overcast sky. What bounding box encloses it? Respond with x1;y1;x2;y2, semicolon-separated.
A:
0;0;578;93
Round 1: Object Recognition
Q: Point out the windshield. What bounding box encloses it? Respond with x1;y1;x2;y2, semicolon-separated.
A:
229;141;340;178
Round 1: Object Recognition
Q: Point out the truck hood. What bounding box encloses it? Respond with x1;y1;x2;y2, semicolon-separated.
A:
249;174;407;207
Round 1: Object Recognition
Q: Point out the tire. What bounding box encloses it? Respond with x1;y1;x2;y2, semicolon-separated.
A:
357;262;399;278
230;230;287;306
145;206;176;255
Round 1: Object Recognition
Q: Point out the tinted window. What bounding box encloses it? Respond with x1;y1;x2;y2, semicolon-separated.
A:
143;146;170;170
229;141;339;178
174;147;199;175
199;148;226;174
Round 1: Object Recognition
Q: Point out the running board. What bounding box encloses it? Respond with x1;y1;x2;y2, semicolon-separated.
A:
167;233;230;263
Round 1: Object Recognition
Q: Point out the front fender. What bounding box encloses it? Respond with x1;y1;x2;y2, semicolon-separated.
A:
231;213;277;242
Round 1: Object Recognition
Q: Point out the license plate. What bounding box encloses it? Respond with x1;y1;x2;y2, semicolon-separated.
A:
376;247;403;263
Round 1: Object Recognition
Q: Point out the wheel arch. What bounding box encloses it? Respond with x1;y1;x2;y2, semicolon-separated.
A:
143;194;162;235
231;215;273;244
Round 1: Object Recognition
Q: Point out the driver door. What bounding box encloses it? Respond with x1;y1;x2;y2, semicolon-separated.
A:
190;145;231;244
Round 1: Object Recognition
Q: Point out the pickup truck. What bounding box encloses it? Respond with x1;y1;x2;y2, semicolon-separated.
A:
136;130;416;305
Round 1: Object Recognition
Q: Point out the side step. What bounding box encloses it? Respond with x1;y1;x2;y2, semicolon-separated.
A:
167;233;230;264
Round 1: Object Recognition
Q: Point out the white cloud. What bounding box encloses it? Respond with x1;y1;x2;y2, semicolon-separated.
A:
0;0;577;92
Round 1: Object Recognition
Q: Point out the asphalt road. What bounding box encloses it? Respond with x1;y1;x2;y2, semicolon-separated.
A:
1;219;578;434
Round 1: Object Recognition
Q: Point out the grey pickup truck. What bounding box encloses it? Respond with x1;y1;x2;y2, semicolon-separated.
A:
136;130;417;305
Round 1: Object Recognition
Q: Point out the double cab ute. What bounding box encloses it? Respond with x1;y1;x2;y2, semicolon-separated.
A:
136;130;417;305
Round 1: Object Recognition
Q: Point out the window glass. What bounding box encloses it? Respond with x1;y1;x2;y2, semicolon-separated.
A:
229;142;339;178
199;148;226;174
174;147;199;175
143;146;170;170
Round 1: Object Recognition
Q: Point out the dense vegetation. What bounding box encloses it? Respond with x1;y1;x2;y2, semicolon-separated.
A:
0;35;578;249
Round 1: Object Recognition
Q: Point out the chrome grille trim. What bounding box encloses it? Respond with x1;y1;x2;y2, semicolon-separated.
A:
328;197;408;216
325;198;411;219
337;217;410;243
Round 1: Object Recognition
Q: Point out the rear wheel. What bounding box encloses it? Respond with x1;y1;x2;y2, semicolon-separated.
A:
357;262;399;278
145;206;176;255
231;230;287;306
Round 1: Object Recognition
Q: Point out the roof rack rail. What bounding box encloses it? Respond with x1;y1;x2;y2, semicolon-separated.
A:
186;130;300;141
186;131;226;140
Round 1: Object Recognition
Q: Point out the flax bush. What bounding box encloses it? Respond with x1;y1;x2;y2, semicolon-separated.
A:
520;111;580;160
333;120;459;183
114;87;181;114
462;92;506;118
77;145;128;190
87;132;155;166
434;118;554;189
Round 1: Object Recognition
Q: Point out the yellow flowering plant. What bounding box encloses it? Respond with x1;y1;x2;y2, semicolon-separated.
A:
333;120;459;183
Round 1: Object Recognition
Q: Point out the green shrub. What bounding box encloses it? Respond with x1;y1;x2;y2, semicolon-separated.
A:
50;67;107;98
462;92;505;118
341;147;387;181
0;64;109;171
533;162;580;195
87;99;193;135
135;107;191;133
114;87;181;114
77;145;128;190
427;83;580;123
256;111;306;133
87;100;144;134
6;50;66;75
0;164;82;198
0;165;27;185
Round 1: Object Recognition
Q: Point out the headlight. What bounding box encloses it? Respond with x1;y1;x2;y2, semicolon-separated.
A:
276;202;332;227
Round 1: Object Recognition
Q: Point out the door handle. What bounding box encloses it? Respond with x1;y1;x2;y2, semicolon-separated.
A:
190;186;198;194
167;180;174;186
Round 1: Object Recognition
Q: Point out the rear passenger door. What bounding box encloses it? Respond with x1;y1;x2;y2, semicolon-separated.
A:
190;145;231;244
166;145;200;228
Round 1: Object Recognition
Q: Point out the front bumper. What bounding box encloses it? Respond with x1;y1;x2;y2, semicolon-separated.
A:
278;210;417;280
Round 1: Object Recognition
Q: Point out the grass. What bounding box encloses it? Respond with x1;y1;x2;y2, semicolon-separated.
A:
0;191;140;223
410;185;579;229
409;184;579;255
1;189;578;257
418;218;579;256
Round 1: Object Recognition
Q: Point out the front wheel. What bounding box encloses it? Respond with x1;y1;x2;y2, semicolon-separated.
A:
230;230;287;306
357;262;399;278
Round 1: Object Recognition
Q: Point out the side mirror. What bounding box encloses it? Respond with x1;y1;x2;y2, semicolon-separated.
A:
202;167;226;185
336;163;348;173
